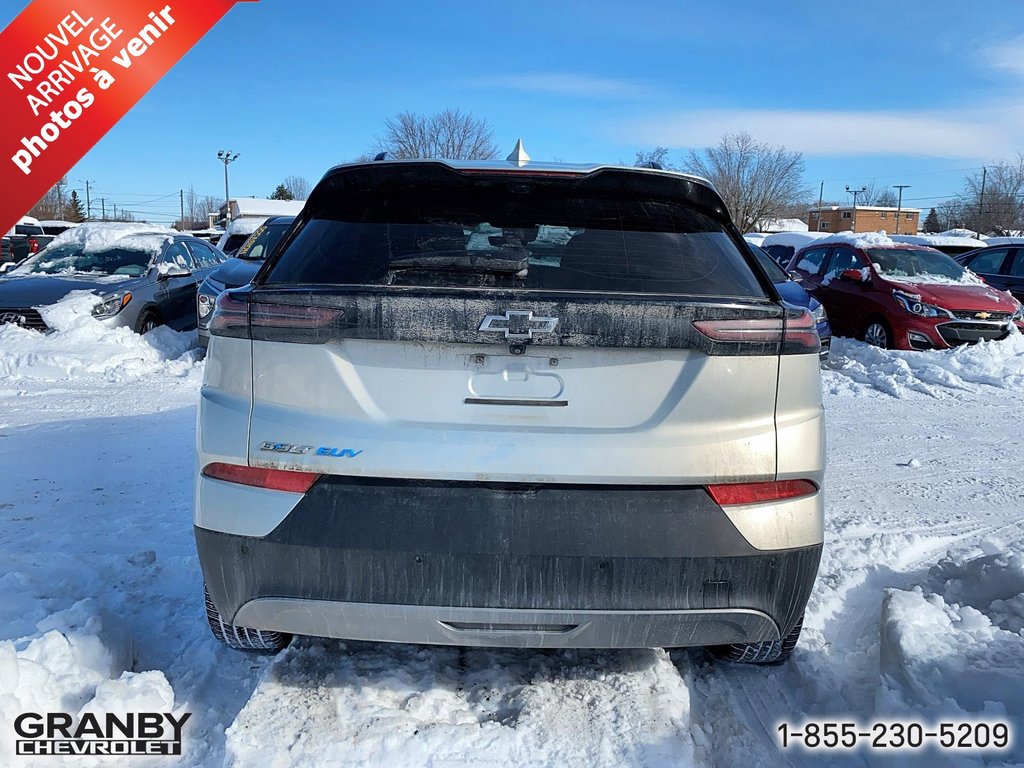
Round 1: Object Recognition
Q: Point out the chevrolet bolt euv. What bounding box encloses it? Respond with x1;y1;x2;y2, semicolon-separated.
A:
195;153;825;664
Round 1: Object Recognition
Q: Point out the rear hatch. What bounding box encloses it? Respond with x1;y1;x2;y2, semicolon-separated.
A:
234;163;807;484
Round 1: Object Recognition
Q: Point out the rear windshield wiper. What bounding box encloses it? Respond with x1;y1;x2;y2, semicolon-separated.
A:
388;252;529;276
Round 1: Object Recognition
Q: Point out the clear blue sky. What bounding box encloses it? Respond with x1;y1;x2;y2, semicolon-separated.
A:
5;0;1023;224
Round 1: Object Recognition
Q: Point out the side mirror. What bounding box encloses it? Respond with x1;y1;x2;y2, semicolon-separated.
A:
157;265;192;281
840;268;867;283
788;271;803;283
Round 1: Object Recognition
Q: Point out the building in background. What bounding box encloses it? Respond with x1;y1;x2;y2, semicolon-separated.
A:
216;197;305;227
807;206;920;234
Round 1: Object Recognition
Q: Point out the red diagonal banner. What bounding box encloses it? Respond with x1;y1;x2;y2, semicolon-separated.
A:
0;0;256;235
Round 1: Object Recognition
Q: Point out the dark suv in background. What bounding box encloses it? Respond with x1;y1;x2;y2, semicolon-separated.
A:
196;216;295;348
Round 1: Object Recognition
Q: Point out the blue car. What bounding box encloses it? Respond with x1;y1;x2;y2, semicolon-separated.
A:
751;244;831;359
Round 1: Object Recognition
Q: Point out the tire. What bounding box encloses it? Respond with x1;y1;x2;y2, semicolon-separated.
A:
708;614;803;666
862;318;891;349
204;585;291;652
135;310;161;335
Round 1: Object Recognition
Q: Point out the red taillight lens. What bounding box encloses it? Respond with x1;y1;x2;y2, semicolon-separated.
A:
706;479;818;506
28;237;39;253
250;302;344;329
782;308;820;354
692;317;784;343
202;462;319;493
208;292;250;338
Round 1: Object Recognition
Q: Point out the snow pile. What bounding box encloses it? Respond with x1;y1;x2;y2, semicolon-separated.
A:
891;234;987;249
0;599;182;766
226;642;693;767
47;221;176;256
877;539;1024;762
759;231;828;249
816;231;895;249
824;331;1024;397
0;292;199;382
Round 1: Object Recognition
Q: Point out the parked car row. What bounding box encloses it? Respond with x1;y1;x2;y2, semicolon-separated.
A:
0;223;228;333
781;233;1024;350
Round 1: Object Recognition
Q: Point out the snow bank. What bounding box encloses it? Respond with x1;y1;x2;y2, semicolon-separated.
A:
878;539;1024;762
824;331;1024;397
0;292;199;382
0;600;181;766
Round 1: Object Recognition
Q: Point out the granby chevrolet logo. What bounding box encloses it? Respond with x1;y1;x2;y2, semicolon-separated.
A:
14;711;191;756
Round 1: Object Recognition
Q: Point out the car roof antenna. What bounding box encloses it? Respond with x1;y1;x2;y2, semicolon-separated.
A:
506;139;531;167
373;152;389;161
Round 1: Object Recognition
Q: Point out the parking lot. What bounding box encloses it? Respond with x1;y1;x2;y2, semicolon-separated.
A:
2;314;1022;766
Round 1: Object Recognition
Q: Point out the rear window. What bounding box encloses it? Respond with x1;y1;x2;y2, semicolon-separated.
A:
265;188;766;298
15;225;44;236
237;222;290;261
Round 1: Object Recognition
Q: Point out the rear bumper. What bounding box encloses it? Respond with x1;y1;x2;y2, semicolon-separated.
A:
196;475;822;648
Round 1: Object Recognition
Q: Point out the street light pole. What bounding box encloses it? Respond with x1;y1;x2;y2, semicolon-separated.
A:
893;184;911;235
845;185;867;231
217;150;240;225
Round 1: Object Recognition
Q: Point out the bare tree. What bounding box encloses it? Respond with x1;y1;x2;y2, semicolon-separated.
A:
961;155;1024;234
634;147;673;169
283;174;311;200
29;178;68;220
857;180;899;208
375;109;499;160
179;185;219;230
684;133;808;233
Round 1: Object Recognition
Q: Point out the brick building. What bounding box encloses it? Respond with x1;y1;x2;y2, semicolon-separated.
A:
807;206;920;234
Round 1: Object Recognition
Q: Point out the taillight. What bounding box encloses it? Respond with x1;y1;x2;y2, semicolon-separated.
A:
250;302;344;329
208;292;346;341
781;307;820;354
208;291;250;338
692;317;784;344
28;237;39;253
692;308;820;355
202;462;319;493
707;479;818;506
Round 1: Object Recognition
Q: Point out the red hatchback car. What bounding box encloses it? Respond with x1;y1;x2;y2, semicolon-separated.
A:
786;234;1024;350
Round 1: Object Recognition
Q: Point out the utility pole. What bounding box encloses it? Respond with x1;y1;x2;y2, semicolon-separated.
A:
977;166;987;239
816;181;824;231
78;179;94;220
845;185;867;231
217;150;240;225
893;184;911;235
180;189;185;231
100;199;106;221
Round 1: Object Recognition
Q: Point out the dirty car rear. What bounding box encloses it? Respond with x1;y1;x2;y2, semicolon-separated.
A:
195;158;825;651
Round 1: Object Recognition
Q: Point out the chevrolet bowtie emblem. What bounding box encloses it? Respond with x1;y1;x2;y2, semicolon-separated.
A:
975;312;992;319
478;310;558;340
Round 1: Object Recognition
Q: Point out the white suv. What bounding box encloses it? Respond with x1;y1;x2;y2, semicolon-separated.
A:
195;156;825;664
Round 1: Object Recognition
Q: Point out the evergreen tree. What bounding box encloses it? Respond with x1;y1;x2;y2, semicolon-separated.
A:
67;190;85;223
270;184;294;200
923;207;941;233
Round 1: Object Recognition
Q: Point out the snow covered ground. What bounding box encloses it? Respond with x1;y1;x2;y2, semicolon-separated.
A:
1;308;1023;767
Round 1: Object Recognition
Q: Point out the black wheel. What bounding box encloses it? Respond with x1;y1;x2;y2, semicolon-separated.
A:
709;615;803;666
862;319;891;349
135;310;161;335
204;585;291;652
